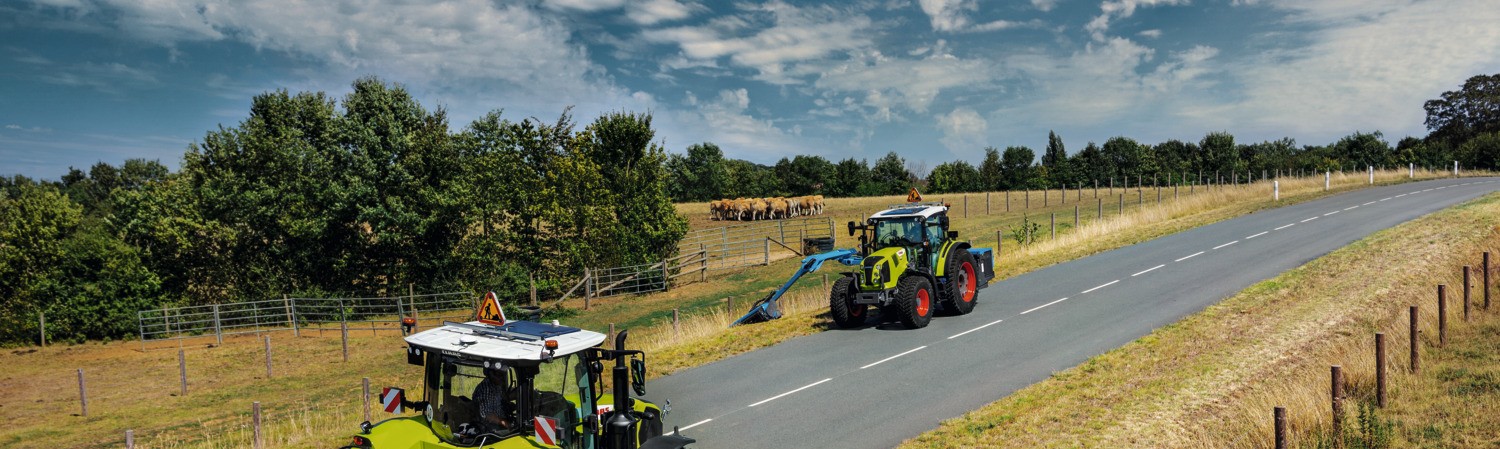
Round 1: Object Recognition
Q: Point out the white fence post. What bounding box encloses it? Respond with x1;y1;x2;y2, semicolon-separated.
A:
1274;181;1280;201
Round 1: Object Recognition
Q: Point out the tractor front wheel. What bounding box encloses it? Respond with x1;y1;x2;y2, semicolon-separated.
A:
829;276;866;328
896;275;934;329
942;249;979;315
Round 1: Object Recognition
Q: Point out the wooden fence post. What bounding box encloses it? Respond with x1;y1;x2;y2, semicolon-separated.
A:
1438;285;1447;348
39;312;45;347
1376;332;1386;407
1463;266;1471;321
126;429;134;449
996;231;1002;251
985;191;990;214
963;195;968;218
179;349;188;396
1274;406;1286;449
1097;198;1102;220
264;336;273;379
1410;305;1419;373
607;323;616;347
285;294;298;338
672;309;680;339
764;238;771;266
1331;365;1344;449
1050;212;1056;240
253;401;263;449
212;304;223;346
1485;251;1491;309
341;321;350;362
363;377;372;423
77;368;87;417
1074;205;1079;229
530;273;537;307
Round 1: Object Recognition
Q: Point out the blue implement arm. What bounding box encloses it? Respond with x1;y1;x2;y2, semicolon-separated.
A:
731;248;863;327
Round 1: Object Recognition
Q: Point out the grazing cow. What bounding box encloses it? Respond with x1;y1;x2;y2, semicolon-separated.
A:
733;198;751;220
786;196;802;218
751;198;768;220
709;200;722;220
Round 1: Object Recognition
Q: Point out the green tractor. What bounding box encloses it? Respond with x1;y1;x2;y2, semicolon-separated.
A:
342;292;692;449
831;202;996;329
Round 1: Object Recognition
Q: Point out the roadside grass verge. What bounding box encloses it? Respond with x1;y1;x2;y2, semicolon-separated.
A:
898;191;1500;448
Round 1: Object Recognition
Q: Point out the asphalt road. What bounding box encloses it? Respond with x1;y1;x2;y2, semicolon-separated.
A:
644;177;1500;449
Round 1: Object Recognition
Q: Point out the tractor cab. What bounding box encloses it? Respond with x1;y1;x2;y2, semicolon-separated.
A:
345;292;690;449
863;203;951;270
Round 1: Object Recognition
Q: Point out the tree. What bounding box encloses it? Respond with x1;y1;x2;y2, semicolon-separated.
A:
871;152;912;195
664;143;730;201
926;160;981;193
829;158;870;197
1042;131;1071;187
1424;73;1500;145
0;180;81;341
1101;137;1150;184
1199;132;1237;176
575;112;688;266
999;146;1035;190
1330;131;1391;169
978;147;1002;191
1072;142;1107;187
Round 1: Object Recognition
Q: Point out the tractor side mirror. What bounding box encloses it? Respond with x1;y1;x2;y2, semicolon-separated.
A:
939;215;951;229
630;358;647;396
406;346;424;366
847;221;856;236
948;231;959;240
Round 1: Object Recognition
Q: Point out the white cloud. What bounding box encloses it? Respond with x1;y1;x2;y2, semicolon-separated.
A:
1085;0;1190;41
918;0;1039;33
1226;0;1500;142
1031;0;1061;12
668;88;812;161
1138;29;1162;38
643;1;874;84
33;0;607;103
547;0;703;25
936;107;988;153
815;48;993;118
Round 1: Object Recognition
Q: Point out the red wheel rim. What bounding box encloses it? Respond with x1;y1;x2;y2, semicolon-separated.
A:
849;297;863;317
961;262;977;303
916;288;931;317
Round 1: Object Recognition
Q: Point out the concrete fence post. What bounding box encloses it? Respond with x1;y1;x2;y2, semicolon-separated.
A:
1368;165;1373;184
126;429;134;449
1274;181;1279;201
212;304;223;346
1325;171;1330;191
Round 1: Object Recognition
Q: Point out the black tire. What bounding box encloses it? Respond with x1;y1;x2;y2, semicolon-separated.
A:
828;276;867;328
942;249;979;315
895;275;935;329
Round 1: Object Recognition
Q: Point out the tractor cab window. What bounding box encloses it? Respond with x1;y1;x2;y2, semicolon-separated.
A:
533;354;581;449
429;358;517;446
924;215;944;248
873;217;923;249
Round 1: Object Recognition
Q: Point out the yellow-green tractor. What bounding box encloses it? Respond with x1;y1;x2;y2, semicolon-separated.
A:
342;292;692;449
831;202;995;329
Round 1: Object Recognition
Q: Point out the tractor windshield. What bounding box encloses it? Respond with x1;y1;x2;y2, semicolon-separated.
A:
534;354;581;448
427;357;517;445
872;217;924;249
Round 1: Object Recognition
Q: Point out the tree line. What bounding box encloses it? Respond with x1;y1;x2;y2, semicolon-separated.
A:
665;73;1500;200
0;78;685;344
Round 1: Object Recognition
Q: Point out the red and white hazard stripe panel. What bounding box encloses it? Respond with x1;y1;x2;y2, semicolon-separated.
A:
380;387;404;414
534;416;559;445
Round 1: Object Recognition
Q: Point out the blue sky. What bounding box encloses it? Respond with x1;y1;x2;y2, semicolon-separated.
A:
2;0;1499;179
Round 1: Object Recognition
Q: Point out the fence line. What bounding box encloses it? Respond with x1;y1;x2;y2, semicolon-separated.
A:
678;216;834;271
137;292;474;351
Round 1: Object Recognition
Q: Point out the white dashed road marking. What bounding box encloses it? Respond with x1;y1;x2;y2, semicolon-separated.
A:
1132;265;1165;277
859;346;927;369
1213;241;1239;250
1324;211;1339;216
947;319;1004;338
1301;217;1318;223
749;378;832;407
1344;206;1358;211
1246;231;1269;239
1176;251;1205;262
1275;224;1295;230
1020;298;1069;315
1081;280;1120;294
681;419;712;431
1363;201;1377;206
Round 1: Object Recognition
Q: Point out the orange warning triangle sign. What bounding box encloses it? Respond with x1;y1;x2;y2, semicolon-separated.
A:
906;188;923;202
477;291;506;325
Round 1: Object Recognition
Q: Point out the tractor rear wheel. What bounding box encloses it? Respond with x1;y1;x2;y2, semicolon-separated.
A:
942;249;979;315
828;276;866;328
895;275;934;329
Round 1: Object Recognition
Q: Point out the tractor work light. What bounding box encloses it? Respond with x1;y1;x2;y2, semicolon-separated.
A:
400;317;416;335
544;339;559;350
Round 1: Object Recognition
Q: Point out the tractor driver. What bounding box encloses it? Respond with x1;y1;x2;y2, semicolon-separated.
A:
473;366;512;432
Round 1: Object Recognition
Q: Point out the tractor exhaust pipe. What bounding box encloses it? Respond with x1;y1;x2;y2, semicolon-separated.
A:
606;330;638;449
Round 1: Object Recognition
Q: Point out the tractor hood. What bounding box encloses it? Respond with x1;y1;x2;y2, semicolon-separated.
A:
861;246;909;289
404;320;606;363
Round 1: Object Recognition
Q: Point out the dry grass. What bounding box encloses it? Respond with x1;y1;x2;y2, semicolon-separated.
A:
898;191;1500;448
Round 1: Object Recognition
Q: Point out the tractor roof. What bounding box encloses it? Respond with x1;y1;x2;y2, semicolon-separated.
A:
404;319;606;362
870;202;948;220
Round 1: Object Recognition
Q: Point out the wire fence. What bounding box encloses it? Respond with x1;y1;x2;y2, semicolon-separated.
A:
678;216;835;271
585;250;709;299
137;292;475;351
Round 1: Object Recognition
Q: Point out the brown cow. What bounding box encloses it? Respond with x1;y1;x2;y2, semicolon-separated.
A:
770;197;789;220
